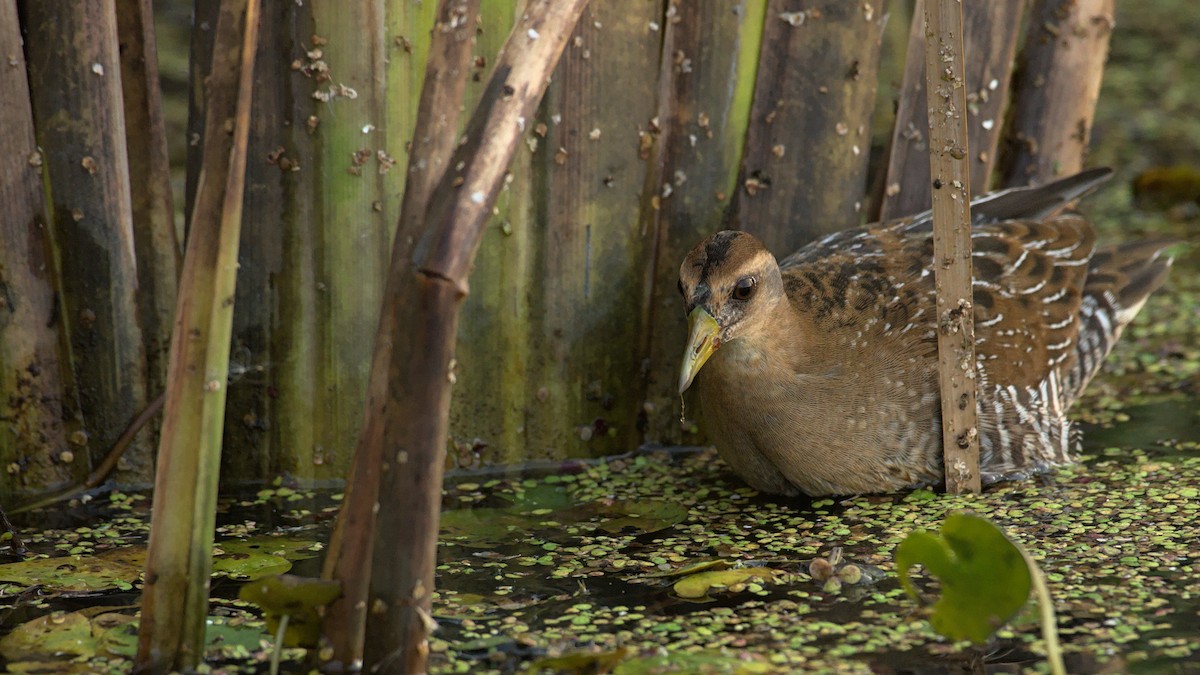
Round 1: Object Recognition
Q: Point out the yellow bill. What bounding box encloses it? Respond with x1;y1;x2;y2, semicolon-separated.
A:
678;307;721;394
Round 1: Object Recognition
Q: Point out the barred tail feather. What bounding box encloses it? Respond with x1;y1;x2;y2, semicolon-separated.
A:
1064;240;1176;403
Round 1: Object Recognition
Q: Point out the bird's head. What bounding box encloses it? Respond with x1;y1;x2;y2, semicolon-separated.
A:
677;230;784;394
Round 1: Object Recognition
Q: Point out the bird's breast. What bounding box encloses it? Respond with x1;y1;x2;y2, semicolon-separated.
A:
696;339;943;495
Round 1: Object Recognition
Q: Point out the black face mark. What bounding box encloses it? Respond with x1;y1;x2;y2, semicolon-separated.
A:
702;231;745;273
684;283;711;312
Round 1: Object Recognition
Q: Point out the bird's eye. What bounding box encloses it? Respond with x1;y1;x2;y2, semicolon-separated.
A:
731;276;757;301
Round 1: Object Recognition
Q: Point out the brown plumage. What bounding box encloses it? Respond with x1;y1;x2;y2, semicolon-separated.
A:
678;169;1175;496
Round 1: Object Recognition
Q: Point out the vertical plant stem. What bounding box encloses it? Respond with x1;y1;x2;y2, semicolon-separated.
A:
924;0;981;494
305;0;391;481
876;0;1025;220
321;0;479;665
22;0;149;483
184;0;220;229
183;0;259;658
115;0;181;397
218;0;296;481
453;0;665;469
0;0;76;498
729;0;886;253
135;0;259;670
270;614;288;675
0;500;26;555
1001;0;1114;186
345;2;589;670
642;0;767;445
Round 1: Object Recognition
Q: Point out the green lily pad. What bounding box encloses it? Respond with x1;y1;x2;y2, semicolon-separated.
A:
212;534;322;580
95;613;139;657
441;486;688;546
0;534;324;595
211;548;290;580
0;611;96;661
672;567;783;599
895;511;1032;644
506;482;576;512
0;607;266;673
202;616;277;658
0;547;143;594
97;615;269;660
215;533;323;560
439;508;547;547
441;484;582;548
239;574;341;647
459;634;518;652
595;499;688;534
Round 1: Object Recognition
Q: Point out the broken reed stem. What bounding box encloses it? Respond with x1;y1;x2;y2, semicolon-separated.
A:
320;0;481;665
923;0;982;494
362;2;590;667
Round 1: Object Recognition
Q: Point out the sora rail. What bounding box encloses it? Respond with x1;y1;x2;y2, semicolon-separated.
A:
678;169;1175;496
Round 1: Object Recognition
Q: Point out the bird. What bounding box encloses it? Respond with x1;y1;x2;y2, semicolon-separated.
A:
677;168;1176;497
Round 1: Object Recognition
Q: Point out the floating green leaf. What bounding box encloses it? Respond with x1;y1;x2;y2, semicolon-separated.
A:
440;491;686;546
672;567;783;599
239;574;341;647
211;550;290;580
439;508;545;547
595;499;688;534
0;611;97;661
0;609;268;670
211;534;322;580
895;511;1032;644
508;482;576;512
0;548;143;594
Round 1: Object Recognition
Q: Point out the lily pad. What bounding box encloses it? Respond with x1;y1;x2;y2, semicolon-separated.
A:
506;482;576;512
594;500;688;534
0;608;271;667
672;567;784;599
239;573;341;647
211;534;322;580
894;511;1032;644
0;611;97;661
97;615;270;660
439;508;548;547
441;484;583;548
0;547;143;594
